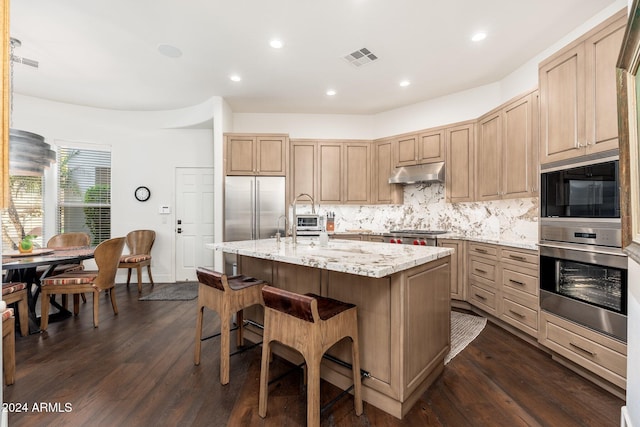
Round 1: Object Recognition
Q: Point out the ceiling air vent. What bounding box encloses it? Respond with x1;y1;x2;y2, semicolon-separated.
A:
343;48;378;67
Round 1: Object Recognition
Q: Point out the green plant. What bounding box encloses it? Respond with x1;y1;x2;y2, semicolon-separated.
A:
83;184;111;245
19;234;36;252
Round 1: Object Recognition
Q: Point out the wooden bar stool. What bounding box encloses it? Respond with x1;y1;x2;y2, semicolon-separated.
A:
194;267;266;385
259;285;363;426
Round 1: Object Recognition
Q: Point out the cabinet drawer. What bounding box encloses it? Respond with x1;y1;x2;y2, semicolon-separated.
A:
469;283;497;314
469;258;496;283
502;297;538;332
539;312;626;389
502;248;538;266
468;243;498;258
502;268;537;296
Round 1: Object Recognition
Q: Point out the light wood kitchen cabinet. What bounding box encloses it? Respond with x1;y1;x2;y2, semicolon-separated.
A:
539;311;626;391
394;128;445;167
318;141;371;204
373;139;403;204
467;242;540;338
225;134;288;176
438;239;466;300
445;122;475;203
467;242;499;315
476;91;538;201
538;10;626;165
290;140;317;202
500;247;539;336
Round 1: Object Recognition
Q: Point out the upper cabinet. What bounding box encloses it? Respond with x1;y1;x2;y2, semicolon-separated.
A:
445;122;475;203
291;139;372;205
372;139;403;204
539;10;626;165
394;128;444;167
318;141;371;204
225;134;288;175
476;90;538;201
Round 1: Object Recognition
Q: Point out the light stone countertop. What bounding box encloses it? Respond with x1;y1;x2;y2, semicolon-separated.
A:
209;238;453;279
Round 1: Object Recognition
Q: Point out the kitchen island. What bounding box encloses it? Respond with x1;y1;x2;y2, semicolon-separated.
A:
209;238;453;419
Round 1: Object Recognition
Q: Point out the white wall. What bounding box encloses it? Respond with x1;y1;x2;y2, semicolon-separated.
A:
12;94;218;283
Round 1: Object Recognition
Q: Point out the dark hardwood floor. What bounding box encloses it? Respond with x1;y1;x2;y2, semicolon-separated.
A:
4;284;624;426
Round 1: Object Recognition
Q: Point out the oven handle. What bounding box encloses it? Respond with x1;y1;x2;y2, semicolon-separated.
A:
539;243;628;270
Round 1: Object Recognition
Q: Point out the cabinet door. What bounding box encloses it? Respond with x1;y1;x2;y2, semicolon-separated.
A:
539;44;586;164
373;139;403;204
445;123;474;202
584;15;626;154
344;143;370;204
226;136;256;175
417;129;445;163
439;239;465;300
290;141;317;202
256;136;287;175
318;143;342;204
395;135;418;167
502;94;534;198
476;112;502;201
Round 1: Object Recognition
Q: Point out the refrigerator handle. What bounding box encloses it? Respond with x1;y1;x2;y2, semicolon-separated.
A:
256;180;261;239
250;179;255;240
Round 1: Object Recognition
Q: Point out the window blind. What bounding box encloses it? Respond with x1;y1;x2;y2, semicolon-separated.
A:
57;146;111;245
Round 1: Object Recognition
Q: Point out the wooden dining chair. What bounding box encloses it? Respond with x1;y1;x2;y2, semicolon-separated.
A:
2;282;29;336
2;308;16;385
40;237;126;330
118;230;155;294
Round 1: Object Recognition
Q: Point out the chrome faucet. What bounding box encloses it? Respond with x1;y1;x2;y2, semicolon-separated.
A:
275;215;289;243
291;193;316;245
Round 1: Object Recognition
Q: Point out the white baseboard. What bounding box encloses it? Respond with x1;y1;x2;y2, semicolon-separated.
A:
622;406;633;427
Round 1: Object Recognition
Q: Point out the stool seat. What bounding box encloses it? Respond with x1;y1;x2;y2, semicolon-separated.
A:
194;267;266;385
259;285;363;426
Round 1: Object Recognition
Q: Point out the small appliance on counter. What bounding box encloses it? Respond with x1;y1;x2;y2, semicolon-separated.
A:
295;214;323;236
326;212;335;231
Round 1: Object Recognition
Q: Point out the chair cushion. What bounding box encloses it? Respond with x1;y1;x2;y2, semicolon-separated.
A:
120;254;151;263
2;282;27;296
2;308;14;321
227;275;266;291
42;271;98;286
306;293;356;321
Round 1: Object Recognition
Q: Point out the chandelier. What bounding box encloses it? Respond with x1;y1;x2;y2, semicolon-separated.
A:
9;38;55;176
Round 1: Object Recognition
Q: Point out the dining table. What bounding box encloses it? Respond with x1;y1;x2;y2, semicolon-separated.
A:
2;246;95;334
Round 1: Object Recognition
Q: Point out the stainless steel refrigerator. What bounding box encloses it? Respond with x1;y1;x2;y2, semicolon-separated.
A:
224;176;286;274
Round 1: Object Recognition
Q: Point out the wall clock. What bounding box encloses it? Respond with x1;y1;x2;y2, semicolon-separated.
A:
134;186;151;202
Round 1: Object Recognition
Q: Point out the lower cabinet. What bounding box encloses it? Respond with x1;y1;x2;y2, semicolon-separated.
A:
539;311;627;390
467;242;539;337
438;239;466;300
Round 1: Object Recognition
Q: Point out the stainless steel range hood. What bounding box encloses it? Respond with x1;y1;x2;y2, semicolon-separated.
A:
388;162;445;185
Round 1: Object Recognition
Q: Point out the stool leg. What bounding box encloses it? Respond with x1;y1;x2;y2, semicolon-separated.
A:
351;335;363;416
236;310;244;347
307;351;321;427
220;311;231;385
194;304;204;365
258;339;271;418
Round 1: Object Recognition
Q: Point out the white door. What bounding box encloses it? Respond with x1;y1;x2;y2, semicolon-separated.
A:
175;167;214;281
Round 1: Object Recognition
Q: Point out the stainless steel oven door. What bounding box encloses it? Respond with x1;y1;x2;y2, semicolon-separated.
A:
539;244;628;342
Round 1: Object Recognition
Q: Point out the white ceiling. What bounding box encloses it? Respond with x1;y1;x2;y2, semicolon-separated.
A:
10;0;621;115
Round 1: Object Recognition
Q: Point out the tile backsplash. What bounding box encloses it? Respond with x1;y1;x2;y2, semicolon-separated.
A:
317;183;539;243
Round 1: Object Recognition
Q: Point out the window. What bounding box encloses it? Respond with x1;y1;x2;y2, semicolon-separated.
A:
57;146;111;245
1;175;44;251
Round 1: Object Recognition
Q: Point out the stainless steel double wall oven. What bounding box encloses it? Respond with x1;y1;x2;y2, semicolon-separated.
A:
539;152;628;342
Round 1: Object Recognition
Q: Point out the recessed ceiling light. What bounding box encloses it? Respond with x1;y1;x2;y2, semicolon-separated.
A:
326;89;337;96
270;39;284;49
399;80;411;87
230;75;242;82
471;32;487;42
157;43;182;58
